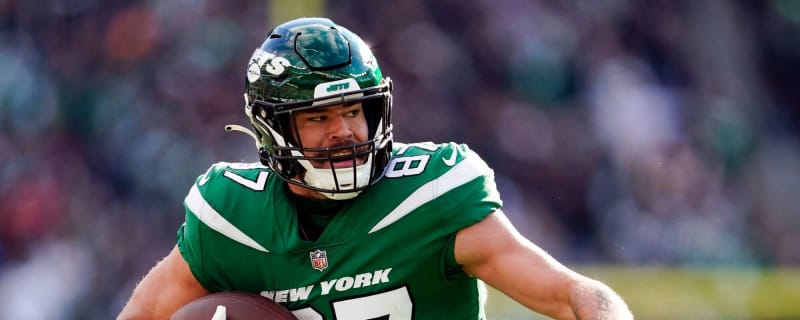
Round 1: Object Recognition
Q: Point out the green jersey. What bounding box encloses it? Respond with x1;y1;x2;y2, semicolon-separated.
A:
178;142;502;320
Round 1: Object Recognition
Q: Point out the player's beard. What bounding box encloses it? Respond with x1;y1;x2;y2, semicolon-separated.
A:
305;143;370;169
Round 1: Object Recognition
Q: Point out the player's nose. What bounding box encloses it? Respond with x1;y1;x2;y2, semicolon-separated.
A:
327;113;353;141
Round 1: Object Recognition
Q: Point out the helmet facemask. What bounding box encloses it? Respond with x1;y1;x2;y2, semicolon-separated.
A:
245;79;393;200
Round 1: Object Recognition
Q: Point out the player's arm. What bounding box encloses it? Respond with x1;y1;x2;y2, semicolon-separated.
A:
455;210;633;320
117;245;209;320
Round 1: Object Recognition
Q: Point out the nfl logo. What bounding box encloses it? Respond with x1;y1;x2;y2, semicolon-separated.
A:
309;249;328;272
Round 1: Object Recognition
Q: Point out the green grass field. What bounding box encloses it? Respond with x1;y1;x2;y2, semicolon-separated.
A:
485;266;800;319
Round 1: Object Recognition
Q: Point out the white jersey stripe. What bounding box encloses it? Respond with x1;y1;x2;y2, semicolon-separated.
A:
185;184;269;252
369;150;492;234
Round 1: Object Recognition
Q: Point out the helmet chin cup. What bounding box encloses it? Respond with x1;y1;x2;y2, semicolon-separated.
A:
319;190;361;200
298;154;374;200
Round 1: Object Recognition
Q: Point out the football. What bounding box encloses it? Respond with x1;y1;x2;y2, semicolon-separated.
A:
170;291;298;320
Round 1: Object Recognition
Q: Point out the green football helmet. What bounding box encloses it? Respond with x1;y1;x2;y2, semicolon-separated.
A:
230;17;393;200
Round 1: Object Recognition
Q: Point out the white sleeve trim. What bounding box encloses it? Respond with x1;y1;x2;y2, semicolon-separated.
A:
184;184;269;252
369;150;492;234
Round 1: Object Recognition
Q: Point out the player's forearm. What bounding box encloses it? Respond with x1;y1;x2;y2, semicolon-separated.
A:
569;279;633;320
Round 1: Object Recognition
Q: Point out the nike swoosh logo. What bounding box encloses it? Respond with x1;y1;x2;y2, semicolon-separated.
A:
442;147;458;166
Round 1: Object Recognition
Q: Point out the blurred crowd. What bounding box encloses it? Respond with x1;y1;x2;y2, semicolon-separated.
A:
1;0;799;318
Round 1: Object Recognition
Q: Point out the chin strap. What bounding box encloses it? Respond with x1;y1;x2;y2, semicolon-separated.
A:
225;124;260;148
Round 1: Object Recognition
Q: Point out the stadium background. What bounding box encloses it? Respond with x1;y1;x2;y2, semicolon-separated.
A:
1;0;799;318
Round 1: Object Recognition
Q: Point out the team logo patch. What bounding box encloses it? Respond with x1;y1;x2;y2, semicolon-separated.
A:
310;249;328;272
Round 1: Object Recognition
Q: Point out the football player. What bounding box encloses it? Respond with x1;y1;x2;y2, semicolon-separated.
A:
117;17;632;320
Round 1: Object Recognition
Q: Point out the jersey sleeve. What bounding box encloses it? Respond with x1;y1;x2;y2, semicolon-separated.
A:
176;162;230;292
430;143;502;278
435;143;503;233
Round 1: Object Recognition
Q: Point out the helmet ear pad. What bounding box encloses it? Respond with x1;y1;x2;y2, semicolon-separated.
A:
274;112;306;181
362;99;383;140
252;105;303;180
258;147;302;181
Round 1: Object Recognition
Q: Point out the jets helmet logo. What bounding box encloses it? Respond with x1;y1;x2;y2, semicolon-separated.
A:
309;249;328;271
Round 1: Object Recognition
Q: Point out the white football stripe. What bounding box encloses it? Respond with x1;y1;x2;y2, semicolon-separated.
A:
369;150;492;234
185;184;269;252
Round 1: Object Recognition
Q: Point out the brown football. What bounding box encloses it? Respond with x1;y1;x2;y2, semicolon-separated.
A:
170;291;298;320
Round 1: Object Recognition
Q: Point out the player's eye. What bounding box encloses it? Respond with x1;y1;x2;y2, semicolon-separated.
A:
298;112;326;122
